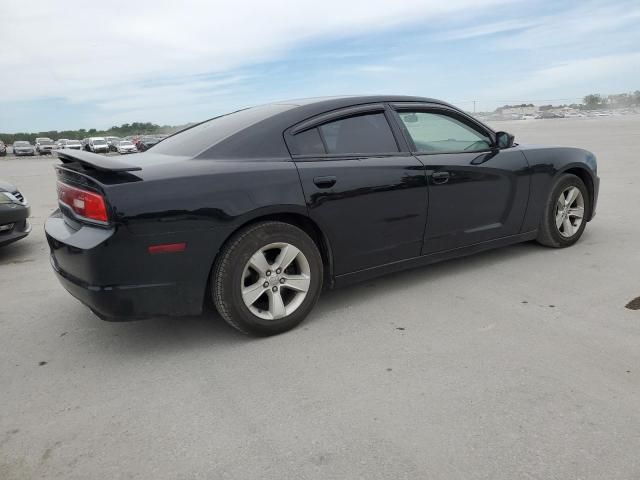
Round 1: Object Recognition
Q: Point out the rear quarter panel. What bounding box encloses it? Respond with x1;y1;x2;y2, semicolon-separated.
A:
102;158;308;308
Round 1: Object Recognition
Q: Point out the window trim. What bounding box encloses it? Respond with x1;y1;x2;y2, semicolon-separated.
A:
285;104;407;159
389;103;498;155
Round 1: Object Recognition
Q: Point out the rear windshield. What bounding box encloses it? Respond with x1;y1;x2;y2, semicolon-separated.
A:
151;104;293;157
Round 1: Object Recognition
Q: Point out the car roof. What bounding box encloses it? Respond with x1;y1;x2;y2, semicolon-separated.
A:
150;95;460;160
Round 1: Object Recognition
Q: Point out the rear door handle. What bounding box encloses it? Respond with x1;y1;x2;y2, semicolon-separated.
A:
313;175;337;189
432;171;450;184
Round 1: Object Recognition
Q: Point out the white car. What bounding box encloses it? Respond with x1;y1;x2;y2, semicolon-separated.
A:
61;140;82;150
116;140;138;154
88;137;109;153
35;139;55;155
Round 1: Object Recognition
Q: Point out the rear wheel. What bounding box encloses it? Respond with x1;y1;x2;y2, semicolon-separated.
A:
536;173;590;248
212;221;323;336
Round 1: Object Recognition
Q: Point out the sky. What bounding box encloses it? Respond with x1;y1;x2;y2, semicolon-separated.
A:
1;0;639;132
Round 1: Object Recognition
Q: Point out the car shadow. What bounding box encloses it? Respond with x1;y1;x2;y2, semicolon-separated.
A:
317;241;543;307
85;240;544;355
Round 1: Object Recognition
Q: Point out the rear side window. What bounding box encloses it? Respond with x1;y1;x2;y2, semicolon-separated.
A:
319;113;398;154
289;128;325;155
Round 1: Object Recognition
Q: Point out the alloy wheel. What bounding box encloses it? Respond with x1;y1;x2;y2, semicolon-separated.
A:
241;242;311;320
555;186;584;238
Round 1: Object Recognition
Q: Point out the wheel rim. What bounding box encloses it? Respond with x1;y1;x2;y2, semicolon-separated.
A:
555;186;585;238
241;242;311;320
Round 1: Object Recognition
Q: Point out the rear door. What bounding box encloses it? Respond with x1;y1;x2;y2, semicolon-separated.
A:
390;103;530;254
287;105;428;275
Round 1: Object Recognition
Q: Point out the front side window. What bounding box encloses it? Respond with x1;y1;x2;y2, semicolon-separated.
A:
398;111;492;153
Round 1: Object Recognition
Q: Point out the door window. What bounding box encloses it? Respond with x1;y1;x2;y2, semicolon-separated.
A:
289;128;325;155
319;113;399;154
290;112;399;156
398;111;492;153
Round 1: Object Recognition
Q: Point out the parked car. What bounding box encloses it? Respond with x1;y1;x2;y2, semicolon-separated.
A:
36;139;55;155
0;141;6;156
12;141;35;156
56;139;70;149
115;140;137;154
134;136;160;152
106;136;121;152
46;95;599;336
87;137;109;153
62;140;82;150
0;180;31;247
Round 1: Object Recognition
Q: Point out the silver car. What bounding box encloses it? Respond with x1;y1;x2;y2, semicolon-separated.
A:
12;141;35;156
116;140;138;154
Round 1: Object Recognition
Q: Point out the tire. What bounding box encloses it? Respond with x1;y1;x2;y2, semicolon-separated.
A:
212;221;323;336
536;173;590;248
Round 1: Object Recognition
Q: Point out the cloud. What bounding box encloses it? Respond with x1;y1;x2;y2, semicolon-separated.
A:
485;52;640;101
435;19;537;41
490;1;640;50
1;0;639;130
0;0;508;101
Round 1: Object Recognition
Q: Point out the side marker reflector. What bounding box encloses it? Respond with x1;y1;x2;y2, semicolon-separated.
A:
148;242;186;254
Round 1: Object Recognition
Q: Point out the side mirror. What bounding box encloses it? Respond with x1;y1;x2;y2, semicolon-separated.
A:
402;113;418;123
495;131;515;149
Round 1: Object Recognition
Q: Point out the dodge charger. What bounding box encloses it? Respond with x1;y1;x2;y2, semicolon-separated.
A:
45;96;599;335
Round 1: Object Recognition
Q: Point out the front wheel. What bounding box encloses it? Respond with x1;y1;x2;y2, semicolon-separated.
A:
212;221;323;336
537;173;590;248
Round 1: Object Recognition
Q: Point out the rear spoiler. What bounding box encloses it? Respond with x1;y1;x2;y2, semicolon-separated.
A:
57;150;142;172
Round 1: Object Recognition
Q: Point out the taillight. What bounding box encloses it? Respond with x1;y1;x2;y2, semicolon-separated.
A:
57;182;109;224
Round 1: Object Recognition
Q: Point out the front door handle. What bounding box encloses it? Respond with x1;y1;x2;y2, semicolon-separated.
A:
432;171;450;184
313;175;337;189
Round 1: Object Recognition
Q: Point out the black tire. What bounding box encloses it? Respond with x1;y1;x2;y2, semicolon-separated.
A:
212;221;323;336
536;173;590;248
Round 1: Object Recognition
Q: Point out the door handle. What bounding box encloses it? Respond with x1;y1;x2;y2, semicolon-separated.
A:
432;171;450;184
313;175;337;189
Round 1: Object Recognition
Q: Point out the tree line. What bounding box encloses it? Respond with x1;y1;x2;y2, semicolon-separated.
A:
583;91;640;109
0;122;191;145
493;91;640;114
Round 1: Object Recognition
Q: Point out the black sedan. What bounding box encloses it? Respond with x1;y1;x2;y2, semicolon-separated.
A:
45;96;599;335
0;180;31;247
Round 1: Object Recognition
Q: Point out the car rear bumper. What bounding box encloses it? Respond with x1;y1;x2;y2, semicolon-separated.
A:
45;210;208;319
49;254;181;320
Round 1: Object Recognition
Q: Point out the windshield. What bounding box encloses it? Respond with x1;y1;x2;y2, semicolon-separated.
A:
151;104;293;156
67;140;81;145
93;139;106;145
41;140;54;145
119;141;133;146
15;141;29;146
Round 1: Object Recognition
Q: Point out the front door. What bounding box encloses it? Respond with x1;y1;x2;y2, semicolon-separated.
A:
392;108;530;254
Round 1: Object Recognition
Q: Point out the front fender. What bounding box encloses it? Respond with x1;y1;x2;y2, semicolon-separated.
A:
518;146;599;230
